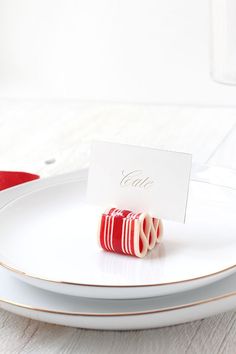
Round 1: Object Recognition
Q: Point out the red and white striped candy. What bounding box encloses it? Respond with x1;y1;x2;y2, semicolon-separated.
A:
98;208;163;258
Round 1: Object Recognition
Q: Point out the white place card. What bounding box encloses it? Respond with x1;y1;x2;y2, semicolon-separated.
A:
87;141;192;222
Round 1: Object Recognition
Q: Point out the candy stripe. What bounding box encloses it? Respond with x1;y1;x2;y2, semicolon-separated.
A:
107;216;112;251
98;208;163;258
103;215;108;250
113;214;124;254
130;219;135;256
128;219;132;255
110;216;115;251
121;217;126;254
125;218;129;254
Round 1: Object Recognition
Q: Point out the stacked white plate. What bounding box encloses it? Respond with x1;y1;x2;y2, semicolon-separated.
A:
0;168;235;330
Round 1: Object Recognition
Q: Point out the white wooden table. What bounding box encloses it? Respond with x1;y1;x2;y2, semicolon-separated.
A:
0;100;235;353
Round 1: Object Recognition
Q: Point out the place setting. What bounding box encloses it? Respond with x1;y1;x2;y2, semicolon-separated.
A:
0;141;235;330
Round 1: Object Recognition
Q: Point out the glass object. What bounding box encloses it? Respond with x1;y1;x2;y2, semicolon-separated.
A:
211;0;236;84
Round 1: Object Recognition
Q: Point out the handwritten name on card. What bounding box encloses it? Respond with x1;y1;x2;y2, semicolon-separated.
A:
87;141;192;222
120;170;154;189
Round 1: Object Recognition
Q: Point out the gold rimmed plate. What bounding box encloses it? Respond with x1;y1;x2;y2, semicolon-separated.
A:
0;169;235;299
0;267;235;329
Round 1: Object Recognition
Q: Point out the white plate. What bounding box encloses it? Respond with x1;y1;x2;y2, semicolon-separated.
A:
0;169;235;299
0;267;236;330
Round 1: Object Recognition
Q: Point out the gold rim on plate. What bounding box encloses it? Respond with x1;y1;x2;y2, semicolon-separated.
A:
0;261;236;288
0;291;235;317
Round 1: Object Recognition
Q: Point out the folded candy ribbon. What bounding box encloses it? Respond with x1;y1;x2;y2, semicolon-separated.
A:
0;171;40;191
98;208;163;258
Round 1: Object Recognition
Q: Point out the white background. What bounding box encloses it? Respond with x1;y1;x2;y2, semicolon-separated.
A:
1;0;236;104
